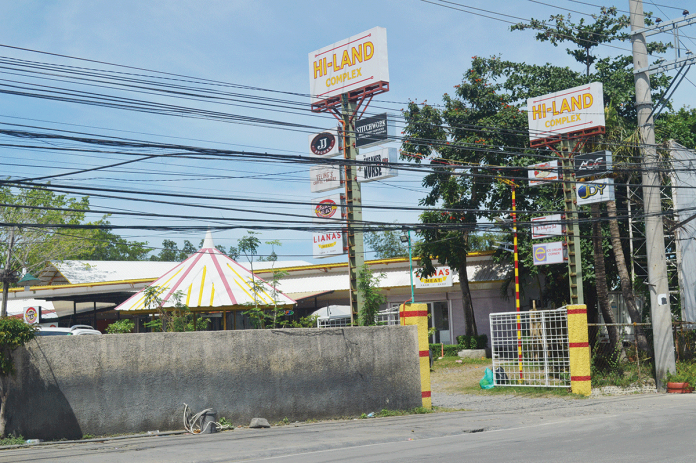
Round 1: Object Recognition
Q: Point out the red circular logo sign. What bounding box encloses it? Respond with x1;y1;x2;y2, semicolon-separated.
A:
314;199;338;219
24;307;38;324
310;132;336;156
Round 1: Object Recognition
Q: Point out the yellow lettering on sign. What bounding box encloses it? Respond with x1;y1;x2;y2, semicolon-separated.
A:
340;50;352;69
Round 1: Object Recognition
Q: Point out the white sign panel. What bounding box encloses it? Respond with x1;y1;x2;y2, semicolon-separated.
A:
313;231;346;258
23;306;39;325
533;242;566;266
308;128;341;157
357;147;398;183
576;178;615;206
528;160;560;186
310;164;343;193
531;214;564;240
414;267;453;288
309;27;389;105
311;194;344;224
527;82;605;143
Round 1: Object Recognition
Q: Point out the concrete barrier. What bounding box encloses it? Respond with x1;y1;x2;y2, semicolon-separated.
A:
5;326;421;440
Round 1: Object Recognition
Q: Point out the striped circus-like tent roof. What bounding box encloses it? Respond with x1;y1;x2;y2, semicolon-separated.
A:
115;233;295;312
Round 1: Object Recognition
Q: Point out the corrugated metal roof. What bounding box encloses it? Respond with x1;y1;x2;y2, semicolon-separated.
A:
44;261;180;285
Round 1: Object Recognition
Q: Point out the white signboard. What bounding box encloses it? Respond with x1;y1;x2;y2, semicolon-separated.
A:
414;267;453;288
357;147;398;183
576;178;615;206
311;194;344;224
527;82;605;143
528;160;560;186
23;306;39;325
310;164;343;193
308;128;341;157
313;231;346;258
531;214;564;240
533;242;566;266
309;27;389;105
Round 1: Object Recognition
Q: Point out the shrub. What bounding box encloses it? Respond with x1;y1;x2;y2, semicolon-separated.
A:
456;335;488;349
105;319;135;334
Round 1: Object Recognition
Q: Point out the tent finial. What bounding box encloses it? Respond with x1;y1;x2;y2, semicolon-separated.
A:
202;230;215;249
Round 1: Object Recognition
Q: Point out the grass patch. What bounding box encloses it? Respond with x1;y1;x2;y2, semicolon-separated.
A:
377;407;433;417
0;435;25;446
432;356;490;369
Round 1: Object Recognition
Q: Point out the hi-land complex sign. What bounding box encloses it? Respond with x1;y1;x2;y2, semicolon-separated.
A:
309;27;389;107
527;82;605;146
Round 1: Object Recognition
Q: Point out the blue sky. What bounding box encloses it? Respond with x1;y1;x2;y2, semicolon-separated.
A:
0;0;694;263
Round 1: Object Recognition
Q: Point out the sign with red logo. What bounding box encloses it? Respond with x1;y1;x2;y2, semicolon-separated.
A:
531;214;564;239
528;160;560;186
311;194;344;223
312;231;346;258
23;306;39;325
309;128;341;157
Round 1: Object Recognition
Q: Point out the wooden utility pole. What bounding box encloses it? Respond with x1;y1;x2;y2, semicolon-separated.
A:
629;0;676;389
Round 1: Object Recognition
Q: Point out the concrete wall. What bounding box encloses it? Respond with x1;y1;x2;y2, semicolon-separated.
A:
6;326;421;440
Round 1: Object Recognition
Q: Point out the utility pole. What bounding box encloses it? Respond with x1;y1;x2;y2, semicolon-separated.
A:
341;94;365;321
1;227;15;318
629;0;676;389
560;140;584;305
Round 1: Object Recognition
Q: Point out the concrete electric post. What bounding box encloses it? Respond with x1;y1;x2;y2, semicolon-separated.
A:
629;0;676;388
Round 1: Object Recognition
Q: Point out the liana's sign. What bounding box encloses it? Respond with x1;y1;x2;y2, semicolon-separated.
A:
309;27;389;107
527;82;605;145
357;147;397;183
414;267;453;288
312;231;346;258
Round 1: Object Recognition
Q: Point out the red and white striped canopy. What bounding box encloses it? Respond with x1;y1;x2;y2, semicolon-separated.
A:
116;233;295;312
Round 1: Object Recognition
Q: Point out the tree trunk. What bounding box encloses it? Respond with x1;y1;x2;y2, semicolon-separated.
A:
1;228;15;318
606;200;651;352
0;376;8;437
458;259;477;336
592;203;623;357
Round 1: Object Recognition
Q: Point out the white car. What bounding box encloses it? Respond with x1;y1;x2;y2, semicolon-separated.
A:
36;325;102;336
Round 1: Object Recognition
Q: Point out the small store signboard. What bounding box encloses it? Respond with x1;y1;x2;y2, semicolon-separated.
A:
574;150;612;179
356;113;396;149
528;160;560;186
414;267;453;288
310;164;343;193
531;214;564;239
312;231;346;258
308;128;341;158
357;147;397;183
311;194;344;224
23;306;39;324
533;242;566;265
576;178;615;206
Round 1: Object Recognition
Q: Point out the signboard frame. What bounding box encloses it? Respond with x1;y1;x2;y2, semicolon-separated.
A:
414;267;453;288
311;193;345;224
532;242;567;266
313;230;347;259
356;113;396;149
531;214;564;240
356;147;398;183
310;164;344;193
576;178;615;206
574;150;613;179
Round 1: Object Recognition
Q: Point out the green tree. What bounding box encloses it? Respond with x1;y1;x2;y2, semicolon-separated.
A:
0;184;99;317
73;221;152;261
357;264;386;326
238;231;265;327
0;317;36;436
364;228;408;259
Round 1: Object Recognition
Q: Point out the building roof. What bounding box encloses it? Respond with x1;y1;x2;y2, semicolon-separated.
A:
40;260;181;285
115;232;296;312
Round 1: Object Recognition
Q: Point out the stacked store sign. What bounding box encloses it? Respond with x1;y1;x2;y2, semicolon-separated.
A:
574;150;615;205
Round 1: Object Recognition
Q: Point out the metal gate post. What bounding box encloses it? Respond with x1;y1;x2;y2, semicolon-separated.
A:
400;303;432;408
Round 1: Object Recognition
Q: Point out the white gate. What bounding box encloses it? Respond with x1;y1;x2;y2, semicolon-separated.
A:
489;308;570;387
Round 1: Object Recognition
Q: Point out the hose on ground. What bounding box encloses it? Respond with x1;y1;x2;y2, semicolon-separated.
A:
183;403;232;434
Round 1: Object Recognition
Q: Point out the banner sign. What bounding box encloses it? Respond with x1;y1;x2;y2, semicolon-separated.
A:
357;147;398;183
574;150;612;178
576;178;615;206
309;27;389;106
309;128;341;157
531;214;564;239
533;242;566;266
356;113;395;148
310;164;343;193
23;306;39;325
313;231;346;258
414;267;453;288
528;160;560;186
527;82;605;143
312;194;345;223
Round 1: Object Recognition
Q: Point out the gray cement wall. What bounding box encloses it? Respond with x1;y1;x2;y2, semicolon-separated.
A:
6;326;421;440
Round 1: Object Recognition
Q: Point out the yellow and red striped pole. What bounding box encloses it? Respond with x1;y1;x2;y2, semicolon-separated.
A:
400;303;432;408
512;184;523;381
567;304;591;396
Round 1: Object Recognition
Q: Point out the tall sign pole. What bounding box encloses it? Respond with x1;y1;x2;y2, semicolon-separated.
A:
629;0;676;388
560;139;584;305
341;95;365;320
309;27;391;323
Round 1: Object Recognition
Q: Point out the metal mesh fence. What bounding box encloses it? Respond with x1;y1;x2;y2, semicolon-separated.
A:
490;308;570;387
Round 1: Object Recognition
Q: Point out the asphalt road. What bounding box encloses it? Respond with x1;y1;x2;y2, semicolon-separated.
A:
4;394;694;463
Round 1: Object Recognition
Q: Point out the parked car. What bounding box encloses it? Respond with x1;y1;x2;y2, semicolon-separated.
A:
36;325;102;336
